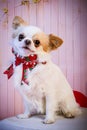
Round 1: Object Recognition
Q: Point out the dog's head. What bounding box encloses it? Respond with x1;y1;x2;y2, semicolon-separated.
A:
11;16;63;57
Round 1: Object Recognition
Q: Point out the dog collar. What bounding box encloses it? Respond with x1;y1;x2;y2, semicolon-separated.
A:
4;48;47;85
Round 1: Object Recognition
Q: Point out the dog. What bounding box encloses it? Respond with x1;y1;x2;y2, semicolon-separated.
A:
5;16;81;124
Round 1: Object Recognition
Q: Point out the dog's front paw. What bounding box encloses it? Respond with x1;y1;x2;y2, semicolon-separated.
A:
64;112;75;118
43;118;55;124
16;114;30;119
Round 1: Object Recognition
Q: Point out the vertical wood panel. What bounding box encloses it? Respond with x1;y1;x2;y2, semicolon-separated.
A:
80;0;87;95
58;0;66;76
29;3;37;25
36;0;44;29
0;0;87;119
0;69;8;119
0;0;8;119
43;0;50;33
65;0;74;88
21;1;30;23
14;0;22;16
50;0;59;65
7;0;15;118
73;0;81;91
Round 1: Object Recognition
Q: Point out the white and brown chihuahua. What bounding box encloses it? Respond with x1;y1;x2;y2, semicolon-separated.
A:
5;16;81;124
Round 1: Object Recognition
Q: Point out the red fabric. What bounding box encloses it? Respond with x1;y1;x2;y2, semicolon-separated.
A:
4;54;38;84
73;90;87;107
4;64;14;79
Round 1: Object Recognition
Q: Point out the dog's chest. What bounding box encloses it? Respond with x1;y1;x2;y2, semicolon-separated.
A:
14;64;46;95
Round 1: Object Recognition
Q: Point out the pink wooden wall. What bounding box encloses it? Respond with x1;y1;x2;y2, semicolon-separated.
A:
0;0;87;119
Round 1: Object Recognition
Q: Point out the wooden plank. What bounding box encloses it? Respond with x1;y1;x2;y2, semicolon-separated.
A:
73;0;81;91
80;0;87;96
7;0;15;118
50;0;59;65
58;0;67;76
36;0;44;29
0;0;8;119
50;0;58;34
29;2;37;25
43;0;50;33
0;68;8;119
65;0;74;88
14;0;22;16
21;0;30;23
0;4;8;65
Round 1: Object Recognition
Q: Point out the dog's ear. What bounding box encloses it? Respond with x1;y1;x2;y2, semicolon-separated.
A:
48;34;63;51
12;16;28;29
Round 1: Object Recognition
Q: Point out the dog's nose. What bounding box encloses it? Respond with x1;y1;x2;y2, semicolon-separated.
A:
25;39;31;45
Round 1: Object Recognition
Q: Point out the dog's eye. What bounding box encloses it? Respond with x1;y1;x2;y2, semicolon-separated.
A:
34;40;40;47
18;34;25;41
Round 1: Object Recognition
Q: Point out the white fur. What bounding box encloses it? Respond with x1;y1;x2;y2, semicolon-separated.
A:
11;25;81;124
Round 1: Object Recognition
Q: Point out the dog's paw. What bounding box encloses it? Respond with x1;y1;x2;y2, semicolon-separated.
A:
42;118;55;124
16;114;30;119
64;112;75;118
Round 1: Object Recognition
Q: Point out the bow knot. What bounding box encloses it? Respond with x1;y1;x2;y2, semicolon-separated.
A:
4;48;47;85
4;50;38;84
15;54;38;68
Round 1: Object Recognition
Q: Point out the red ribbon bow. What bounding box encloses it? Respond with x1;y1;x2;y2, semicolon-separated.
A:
4;53;38;84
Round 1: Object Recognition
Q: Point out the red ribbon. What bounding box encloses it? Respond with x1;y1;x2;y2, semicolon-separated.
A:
4;64;14;79
4;54;38;84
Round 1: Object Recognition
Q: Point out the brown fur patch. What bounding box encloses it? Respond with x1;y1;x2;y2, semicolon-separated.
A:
48;34;63;51
33;33;63;52
12;16;28;29
32;32;49;52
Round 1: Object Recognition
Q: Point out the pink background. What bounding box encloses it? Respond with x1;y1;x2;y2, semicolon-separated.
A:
0;0;87;119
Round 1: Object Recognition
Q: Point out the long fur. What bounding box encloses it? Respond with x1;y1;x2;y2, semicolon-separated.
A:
11;16;81;124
